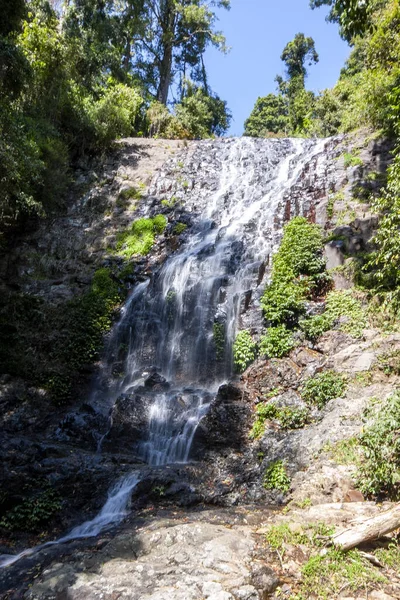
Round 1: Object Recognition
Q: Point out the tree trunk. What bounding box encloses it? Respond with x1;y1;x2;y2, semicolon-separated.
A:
156;0;176;105
156;42;173;104
332;504;400;551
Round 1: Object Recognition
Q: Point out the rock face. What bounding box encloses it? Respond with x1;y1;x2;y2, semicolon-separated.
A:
0;131;397;598
192;383;252;455
14;510;278;600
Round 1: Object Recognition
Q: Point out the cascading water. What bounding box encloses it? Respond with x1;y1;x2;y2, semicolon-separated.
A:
0;136;332;569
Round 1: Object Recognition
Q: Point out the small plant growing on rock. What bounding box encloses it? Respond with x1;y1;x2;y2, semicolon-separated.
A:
259;324;296;358
357;391;400;499
301;371;347;409
300;314;331;341
173;222;187;235
263;460;291;493
213;322;225;361
233;330;257;373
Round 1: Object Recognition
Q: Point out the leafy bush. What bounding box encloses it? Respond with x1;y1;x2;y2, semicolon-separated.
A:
301;371;347;409
250;401;309;439
261;217;328;326
84;83;143;150
300;313;331;341
324;290;367;338
0;487;62;532
263;460;291;493
259;324;296;358
357;392;400;499
233;330;257;373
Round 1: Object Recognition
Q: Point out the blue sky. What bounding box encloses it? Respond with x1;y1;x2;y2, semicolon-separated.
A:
204;0;351;135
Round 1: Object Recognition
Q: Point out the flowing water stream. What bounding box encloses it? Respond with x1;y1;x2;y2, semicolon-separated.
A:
0;136;330;569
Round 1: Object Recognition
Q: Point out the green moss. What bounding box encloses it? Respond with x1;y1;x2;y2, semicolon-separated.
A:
161;195;179;208
115;214;167;258
173;221;187;235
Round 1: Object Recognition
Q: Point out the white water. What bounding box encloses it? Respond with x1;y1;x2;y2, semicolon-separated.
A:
1;136;330;569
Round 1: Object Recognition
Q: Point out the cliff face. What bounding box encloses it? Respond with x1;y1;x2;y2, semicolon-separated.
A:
1;132;399;600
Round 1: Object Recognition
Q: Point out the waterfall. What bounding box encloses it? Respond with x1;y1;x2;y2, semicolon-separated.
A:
0;136;330;569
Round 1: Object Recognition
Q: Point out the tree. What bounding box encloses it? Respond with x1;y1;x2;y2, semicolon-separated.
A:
244;34;318;138
280;33;319;84
134;0;230;105
244;94;289;137
309;0;381;42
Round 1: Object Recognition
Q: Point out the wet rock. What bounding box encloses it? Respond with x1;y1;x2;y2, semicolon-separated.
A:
106;393;151;446
192;383;252;455
144;372;170;390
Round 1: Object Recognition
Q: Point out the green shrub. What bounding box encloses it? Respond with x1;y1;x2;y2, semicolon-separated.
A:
300;313;331;341
259;324;296;358
324;290;367;338
261;217;328;326
278;407;310;430
233;330;257;373
263;460;291;493
85;83;143;150
250;402;309;439
0;487;62;532
357;392;400;499
343;151;363;168
301;371;347;409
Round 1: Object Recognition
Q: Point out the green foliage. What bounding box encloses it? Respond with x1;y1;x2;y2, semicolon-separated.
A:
115;215;167;258
263;460;291;493
324;289;367;338
302;548;385;599
357;392;400;499
301;290;366;341
147;85;231;140
300;313;331;341
259;325;296;358
266;521;334;554
250;401;310;439
233;330;257;373
324;437;363;465
301;371;347;409
213;322;225;361
173;222;187;235
244;94;289;137
0;487;62;532
343;151;363;168
261;217;327;326
310;0;383;43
